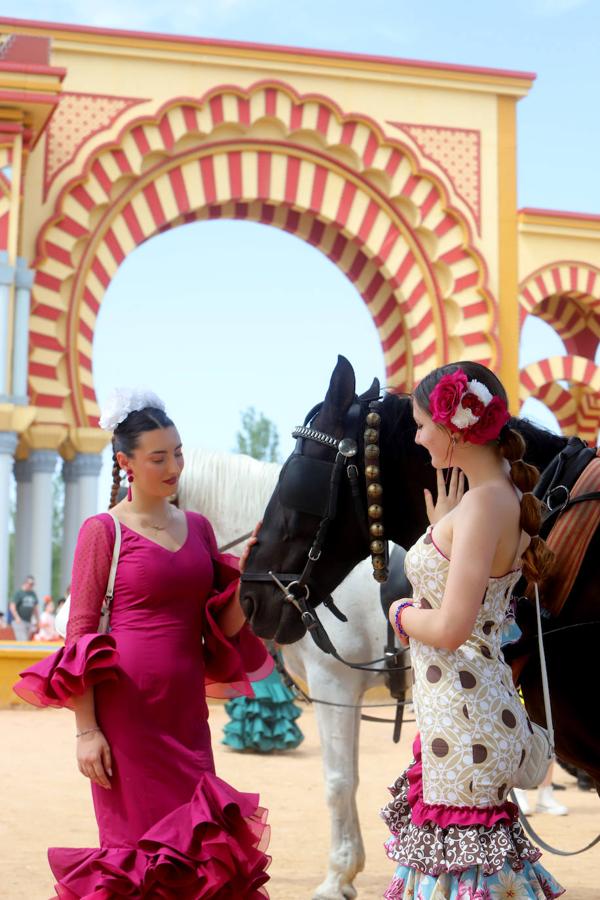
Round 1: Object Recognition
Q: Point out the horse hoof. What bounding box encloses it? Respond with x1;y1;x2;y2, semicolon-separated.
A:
312;882;357;900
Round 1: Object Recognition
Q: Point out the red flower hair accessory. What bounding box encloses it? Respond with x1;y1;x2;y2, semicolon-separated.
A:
429;370;509;445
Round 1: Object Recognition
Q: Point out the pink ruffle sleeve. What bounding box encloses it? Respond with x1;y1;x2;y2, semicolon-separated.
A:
13;515;119;709
200;516;273;699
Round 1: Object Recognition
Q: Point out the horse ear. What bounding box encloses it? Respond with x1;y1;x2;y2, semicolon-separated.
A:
319;355;356;424
359;377;380;402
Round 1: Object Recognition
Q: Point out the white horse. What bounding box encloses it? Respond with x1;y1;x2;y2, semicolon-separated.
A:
179;449;403;900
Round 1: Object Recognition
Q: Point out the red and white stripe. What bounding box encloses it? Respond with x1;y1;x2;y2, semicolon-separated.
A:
29;82;493;426
520;356;600;443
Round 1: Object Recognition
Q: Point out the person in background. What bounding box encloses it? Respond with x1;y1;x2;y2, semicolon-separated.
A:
9;576;39;642
34;596;61;642
513;760;569;816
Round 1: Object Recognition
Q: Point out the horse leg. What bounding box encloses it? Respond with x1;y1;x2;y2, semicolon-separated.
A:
309;662;366;900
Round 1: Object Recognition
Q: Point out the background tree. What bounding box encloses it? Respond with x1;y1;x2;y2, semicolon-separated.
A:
234;407;280;462
51;468;64;598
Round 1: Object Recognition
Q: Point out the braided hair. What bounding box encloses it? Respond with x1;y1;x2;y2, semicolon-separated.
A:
414;361;554;585
108;406;174;509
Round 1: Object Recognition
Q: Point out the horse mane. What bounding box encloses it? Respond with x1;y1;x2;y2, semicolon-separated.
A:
512;417;569;473
178;449;281;548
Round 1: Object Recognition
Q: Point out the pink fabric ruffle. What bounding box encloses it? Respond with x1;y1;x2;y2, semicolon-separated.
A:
49;771;270;899
12;633;119;710
203;551;273;699
408;735;518;828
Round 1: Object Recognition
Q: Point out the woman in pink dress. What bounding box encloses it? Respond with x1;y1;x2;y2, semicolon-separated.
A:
14;389;272;899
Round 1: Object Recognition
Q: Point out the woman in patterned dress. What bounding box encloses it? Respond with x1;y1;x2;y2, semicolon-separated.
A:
383;362;564;899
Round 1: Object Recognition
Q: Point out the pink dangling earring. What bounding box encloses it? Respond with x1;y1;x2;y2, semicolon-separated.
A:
126;469;134;502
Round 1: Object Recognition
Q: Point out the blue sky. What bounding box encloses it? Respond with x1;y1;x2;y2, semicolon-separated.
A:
2;1;598;507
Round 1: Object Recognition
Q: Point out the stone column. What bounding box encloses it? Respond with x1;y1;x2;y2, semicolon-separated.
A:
76;452;103;523
13;458;33;592
0;431;17;610
0;252;15;401
29;449;58;599
11;258;34;404
60;458;80;595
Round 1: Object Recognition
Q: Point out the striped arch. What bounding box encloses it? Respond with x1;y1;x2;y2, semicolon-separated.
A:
519;261;600;346
0;146;12;251
520;356;600;443
29;81;494;427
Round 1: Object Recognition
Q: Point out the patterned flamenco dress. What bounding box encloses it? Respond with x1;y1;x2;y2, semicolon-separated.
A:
14;510;273;899
381;526;564;899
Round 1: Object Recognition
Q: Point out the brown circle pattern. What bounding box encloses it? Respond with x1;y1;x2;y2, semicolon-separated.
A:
472;744;488;763
402;523;529;809
459;670;476;689
502;709;516;729
426;665;442;683
432;738;449;758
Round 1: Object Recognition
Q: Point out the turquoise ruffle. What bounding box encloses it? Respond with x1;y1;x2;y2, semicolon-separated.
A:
222;667;304;752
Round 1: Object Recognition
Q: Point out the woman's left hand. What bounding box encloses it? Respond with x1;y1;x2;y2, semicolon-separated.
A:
239;521;262;574
424;467;465;524
389;599;412;648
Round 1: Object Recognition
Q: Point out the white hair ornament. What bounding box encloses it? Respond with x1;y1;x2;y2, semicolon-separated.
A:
99;387;166;432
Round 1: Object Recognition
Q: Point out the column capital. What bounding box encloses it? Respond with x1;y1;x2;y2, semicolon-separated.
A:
70;452;103;478
29;448;58;474
0;430;17;455
0;250;14;286
15;257;34;291
14;457;33;482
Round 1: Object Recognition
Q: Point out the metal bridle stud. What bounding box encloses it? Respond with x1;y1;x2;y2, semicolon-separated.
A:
338;437;358;458
364;400;388;583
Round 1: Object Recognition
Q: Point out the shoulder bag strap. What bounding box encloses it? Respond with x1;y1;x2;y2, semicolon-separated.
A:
105;512;122;607
534;582;554;750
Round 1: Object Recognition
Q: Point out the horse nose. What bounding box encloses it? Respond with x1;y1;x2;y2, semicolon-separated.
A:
240;591;255;621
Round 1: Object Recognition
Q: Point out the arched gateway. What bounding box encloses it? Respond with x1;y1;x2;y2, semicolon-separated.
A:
0;21;599;599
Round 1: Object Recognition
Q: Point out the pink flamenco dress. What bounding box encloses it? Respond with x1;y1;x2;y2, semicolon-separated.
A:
13;510;273;899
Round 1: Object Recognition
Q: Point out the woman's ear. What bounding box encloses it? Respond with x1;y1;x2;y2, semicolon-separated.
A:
115;451;128;471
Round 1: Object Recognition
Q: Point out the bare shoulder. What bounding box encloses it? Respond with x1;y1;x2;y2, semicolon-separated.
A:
462;481;516;511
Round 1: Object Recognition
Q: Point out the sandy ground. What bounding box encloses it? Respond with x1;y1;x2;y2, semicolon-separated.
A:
1;703;599;900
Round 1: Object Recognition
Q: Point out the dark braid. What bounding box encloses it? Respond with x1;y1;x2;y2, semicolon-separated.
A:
107;405;174;508
109;447;122;509
415;361;554;586
497;426;554;584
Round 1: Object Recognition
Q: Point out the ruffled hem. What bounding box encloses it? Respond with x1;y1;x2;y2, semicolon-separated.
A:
49;771;270;899
381;747;542;877
407;735;517;828
12;632;119;709
384;859;564;899
222;705;304;752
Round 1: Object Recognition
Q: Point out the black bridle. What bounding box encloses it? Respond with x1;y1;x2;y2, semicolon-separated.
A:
241;387;408;674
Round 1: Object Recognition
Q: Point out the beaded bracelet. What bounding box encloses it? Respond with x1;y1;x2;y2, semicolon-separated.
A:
76;727;101;739
394;601;414;639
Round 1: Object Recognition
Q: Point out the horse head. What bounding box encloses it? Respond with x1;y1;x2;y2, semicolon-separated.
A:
240;355;435;643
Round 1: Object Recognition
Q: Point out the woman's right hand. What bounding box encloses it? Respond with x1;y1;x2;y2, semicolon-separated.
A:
239;521;262;574
77;729;112;789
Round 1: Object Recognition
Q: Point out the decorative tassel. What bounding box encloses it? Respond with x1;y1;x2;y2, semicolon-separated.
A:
127;470;134;502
